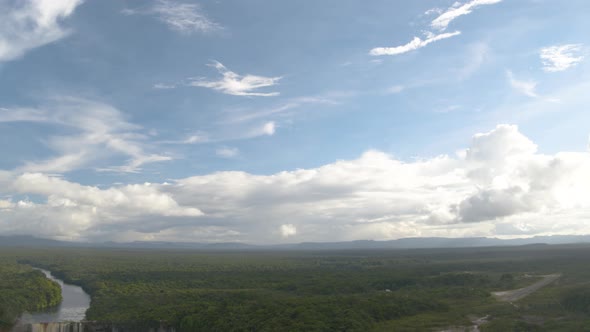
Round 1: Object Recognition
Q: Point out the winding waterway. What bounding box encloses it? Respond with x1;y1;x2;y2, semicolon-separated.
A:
12;268;175;332
18;268;90;324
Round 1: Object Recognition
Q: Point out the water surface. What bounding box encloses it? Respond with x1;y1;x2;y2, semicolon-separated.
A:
19;268;90;324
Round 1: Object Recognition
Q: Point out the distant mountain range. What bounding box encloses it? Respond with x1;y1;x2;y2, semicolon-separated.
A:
2;234;590;250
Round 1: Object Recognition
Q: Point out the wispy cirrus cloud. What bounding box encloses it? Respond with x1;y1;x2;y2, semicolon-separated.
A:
0;98;171;173
158;92;343;150
370;31;461;56
225;95;339;124
153;83;176;89
123;0;221;35
540;44;585;72
507;71;538;97
189;61;281;97
371;0;501;56
385;85;405;94
458;42;490;80
430;0;502;31
216;147;239;158
0;0;83;62
161;121;276;146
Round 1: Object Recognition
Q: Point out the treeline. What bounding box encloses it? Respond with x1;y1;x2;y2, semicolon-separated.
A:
0;260;62;328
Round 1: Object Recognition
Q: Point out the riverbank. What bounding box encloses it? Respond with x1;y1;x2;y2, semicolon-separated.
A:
10;268;90;332
0;262;62;331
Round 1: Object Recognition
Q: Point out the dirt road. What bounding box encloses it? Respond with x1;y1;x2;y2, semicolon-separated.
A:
492;274;561;302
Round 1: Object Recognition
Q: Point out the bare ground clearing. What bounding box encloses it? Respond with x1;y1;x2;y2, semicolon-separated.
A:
492;274;561;302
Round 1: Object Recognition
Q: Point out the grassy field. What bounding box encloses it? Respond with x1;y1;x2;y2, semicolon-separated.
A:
2;244;590;331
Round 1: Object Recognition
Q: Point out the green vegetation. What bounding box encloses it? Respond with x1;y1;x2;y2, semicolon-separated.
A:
0;258;62;328
561;286;590;314
2;244;590;331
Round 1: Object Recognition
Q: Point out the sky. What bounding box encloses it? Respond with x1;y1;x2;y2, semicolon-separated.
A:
0;0;589;243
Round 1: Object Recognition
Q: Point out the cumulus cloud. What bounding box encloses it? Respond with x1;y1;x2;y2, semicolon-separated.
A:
1;173;201;240
1;124;589;243
371;0;500;56
370;31;461;56
0;0;83;62
189;61;281;97
0;98;171;173
465;123;537;164
14;173;201;217
507;70;538;97
540;44;585;72
123;0;221;34
454;186;538;223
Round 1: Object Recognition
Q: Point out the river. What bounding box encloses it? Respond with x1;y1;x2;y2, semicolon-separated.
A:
11;268;90;332
12;269;176;332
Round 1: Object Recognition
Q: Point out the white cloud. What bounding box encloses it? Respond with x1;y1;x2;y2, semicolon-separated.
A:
386;85;405;94
435;105;462;113
2;124;590;243
153;83;176;89
184;133;209;144
159;132;210;145
213;121;278;140
0;0;83;62
123;0;221;34
112;154;172;174
164;125;590;242
465;124;537;164
189;61;281;97
370;31;461;56
424;8;443;16
0;199;14;210
261;122;276;136
371;0;501;57
229;103;296;124
430;0;502;31
216;147;239;158
0;98;171;173
156;92;339;150
14;173;201;217
161;121;275;146
226;95;340;124
0;173;202;240
458;42;490;79
540;44;584;72
280;224;297;238
507;70;538;97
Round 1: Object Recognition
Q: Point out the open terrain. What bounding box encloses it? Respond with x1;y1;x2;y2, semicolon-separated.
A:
492;274;561;302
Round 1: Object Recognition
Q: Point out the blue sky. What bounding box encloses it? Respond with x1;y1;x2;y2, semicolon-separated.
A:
0;0;589;243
